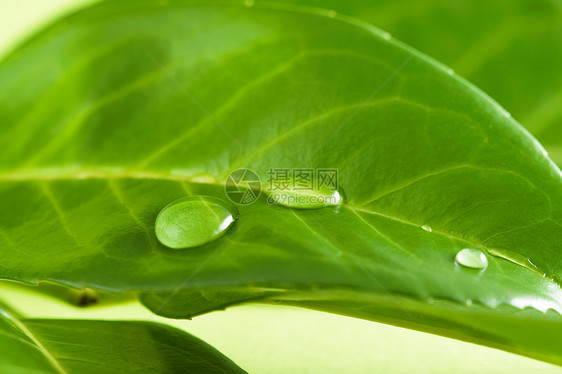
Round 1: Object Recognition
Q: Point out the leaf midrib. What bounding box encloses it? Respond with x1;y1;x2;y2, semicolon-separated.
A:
2;313;67;374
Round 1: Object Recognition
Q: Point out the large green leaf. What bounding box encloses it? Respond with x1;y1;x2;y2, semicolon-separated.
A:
1;0;562;365
0;307;245;373
279;0;562;164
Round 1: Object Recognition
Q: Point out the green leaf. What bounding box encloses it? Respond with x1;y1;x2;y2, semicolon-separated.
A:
276;0;562;165
1;0;562;365
140;288;285;319
0;308;246;373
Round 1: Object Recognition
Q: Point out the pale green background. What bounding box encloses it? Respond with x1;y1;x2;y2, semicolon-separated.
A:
0;1;560;373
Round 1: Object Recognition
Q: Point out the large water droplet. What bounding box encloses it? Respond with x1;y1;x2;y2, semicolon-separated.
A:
421;225;432;232
155;196;238;249
265;186;343;209
455;248;488;269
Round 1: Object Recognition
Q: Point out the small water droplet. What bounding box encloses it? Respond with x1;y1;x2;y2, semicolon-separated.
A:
466;299;472;307
328;10;337;18
447;68;454;75
542;149;549;157
382;32;391;40
487;248;540;273
155;196;238;249
421;225;432;232
455;248;488;269
265;186;343;209
244;0;255;6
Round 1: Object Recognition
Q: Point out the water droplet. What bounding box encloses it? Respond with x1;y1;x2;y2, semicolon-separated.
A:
487;248;541;274
244;0;254;6
447;68;454;75
466;299;472;307
455;248;488;269
190;173;218;184
265;187;343;209
328;10;337;18
421;225;432;232
382;32;391;40
155;196;238;249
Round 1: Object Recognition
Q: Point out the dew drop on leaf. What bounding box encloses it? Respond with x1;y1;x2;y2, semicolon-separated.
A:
265;187;343;209
421;225;432;232
455;248;488;269
155;196;238;249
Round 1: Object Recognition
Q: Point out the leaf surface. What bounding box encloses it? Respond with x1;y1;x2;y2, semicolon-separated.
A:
278;0;562;164
0;0;562;365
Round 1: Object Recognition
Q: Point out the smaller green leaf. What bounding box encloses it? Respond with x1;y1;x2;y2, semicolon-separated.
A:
0;307;246;374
